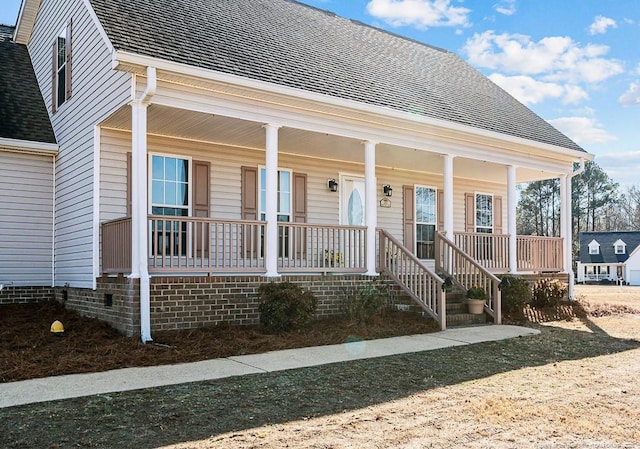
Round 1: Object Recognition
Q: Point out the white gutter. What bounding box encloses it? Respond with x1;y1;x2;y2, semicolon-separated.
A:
133;66;156;343
0;137;58;155
112;50;594;162
567;157;585;300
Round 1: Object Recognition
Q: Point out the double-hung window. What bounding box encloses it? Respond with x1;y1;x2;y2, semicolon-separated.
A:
151;155;190;255
259;168;292;257
53;23;71;111
415;186;437;259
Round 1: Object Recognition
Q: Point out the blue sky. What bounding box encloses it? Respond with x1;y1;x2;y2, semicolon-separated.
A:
2;0;638;187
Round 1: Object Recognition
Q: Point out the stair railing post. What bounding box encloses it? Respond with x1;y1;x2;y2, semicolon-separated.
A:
379;229;386;272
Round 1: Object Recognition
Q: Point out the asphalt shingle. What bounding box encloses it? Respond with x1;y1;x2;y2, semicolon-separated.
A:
579;231;640;264
89;0;584;153
0;30;56;144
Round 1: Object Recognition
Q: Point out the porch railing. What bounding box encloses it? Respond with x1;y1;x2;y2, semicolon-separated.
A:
102;217;132;274
516;235;563;272
278;223;367;272
148;216;265;273
436;231;501;324
102;216;367;274
379;229;445;330
453;232;509;271
453;232;564;273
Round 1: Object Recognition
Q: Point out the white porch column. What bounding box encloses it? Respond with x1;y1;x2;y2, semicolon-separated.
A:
442;154;454;237
560;173;575;299
131;99;151;342
131;68;156;343
264;124;281;278
364;141;378;276
507;165;518;273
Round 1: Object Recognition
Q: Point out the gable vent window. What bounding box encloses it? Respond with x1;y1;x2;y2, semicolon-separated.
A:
52;21;72;112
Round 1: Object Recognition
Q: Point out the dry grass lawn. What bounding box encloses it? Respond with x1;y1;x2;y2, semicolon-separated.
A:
2;287;640;449
574;283;640;308
156;314;640;449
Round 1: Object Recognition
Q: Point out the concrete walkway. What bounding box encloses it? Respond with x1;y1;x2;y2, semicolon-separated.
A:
0;325;539;409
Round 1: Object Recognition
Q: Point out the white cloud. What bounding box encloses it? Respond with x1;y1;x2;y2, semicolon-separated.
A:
366;0;470;29
489;74;587;105
618;81;640;106
589;15;617;35
595;151;640;187
494;0;516;16
463;31;624;84
548;117;617;145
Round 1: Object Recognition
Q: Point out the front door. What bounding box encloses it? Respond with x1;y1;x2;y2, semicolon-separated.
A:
339;175;365;267
340;175;365;226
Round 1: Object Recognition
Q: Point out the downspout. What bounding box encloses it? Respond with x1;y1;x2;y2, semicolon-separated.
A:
135;67;156;342
52;153;57;288
567;158;585;300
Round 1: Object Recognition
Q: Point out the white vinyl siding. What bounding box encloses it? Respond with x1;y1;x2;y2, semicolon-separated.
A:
100;130;508;250
28;0;131;287
0;151;54;286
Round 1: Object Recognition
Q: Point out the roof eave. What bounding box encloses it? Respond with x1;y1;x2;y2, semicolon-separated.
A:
13;0;39;44
0;137;58;154
113;50;593;163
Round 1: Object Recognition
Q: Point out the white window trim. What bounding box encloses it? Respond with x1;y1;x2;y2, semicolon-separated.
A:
614;240;626;254
475;192;494;233
148;153;192;216
588;240;600;255
258;166;293;221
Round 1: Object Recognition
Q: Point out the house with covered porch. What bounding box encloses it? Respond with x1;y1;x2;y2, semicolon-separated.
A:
9;0;592;340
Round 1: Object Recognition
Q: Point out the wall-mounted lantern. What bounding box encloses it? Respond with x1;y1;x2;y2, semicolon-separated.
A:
383;184;393;197
328;178;338;192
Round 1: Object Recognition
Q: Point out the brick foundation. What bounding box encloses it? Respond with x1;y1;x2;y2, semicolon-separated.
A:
0;286;54;304
1;274;415;337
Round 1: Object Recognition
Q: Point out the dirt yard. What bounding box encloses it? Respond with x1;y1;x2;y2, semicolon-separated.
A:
2;289;640;449
0;301;438;383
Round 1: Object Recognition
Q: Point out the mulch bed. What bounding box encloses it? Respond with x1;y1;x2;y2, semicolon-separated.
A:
0;301;439;383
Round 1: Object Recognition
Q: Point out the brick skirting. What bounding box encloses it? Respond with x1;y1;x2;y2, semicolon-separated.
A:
1;274;413;337
0;286;54;304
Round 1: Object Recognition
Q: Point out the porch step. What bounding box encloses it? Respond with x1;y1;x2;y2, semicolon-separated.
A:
446;312;487;327
443;288;489;326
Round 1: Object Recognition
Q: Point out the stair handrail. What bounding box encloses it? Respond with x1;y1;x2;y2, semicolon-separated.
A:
379;229;446;330
435;231;502;324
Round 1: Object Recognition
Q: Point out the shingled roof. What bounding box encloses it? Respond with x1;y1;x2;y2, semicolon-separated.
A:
0;29;56;144
579;231;640;264
89;0;584;153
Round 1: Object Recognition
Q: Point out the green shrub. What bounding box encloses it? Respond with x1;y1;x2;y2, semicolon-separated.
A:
343;281;388;324
258;282;317;333
498;275;532;314
531;278;568;308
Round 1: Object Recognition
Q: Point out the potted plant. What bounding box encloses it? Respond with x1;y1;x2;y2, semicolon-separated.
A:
466;286;486;314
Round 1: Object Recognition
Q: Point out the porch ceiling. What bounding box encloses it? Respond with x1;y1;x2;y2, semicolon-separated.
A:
100;104;560;183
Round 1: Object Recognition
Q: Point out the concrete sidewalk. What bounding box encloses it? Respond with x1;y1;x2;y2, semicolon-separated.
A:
0;325;539;408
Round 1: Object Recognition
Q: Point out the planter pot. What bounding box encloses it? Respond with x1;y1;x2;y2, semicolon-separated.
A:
466;299;486;314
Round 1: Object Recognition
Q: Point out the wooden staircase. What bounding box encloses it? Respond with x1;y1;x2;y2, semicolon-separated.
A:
378;229;501;330
443;286;488;327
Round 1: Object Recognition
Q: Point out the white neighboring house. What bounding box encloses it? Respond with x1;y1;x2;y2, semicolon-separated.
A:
576;232;640;285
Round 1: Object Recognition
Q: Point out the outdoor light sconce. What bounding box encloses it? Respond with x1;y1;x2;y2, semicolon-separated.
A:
383;184;393;197
327;178;338;192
